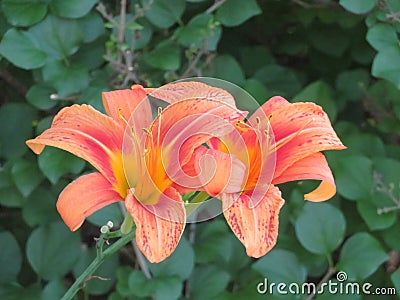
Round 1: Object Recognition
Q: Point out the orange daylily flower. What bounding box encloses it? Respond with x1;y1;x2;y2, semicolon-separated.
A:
26;82;245;263
204;96;346;258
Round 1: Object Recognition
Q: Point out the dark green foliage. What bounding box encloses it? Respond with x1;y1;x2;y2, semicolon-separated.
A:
0;0;399;299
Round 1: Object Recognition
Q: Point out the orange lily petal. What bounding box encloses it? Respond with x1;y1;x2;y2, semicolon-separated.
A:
26;105;127;196
57;172;122;231
257;101;345;179
148;99;246;187
193;147;246;196
273;152;336;201
102;85;152;131
146;81;236;107
207;119;275;207
222;184;284;258
251;96;290;120
125;187;185;263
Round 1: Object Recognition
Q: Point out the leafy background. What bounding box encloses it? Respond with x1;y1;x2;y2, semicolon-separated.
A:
0;0;400;299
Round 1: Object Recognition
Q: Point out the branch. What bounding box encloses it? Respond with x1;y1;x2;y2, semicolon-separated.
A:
61;228;136;300
291;0;341;9
0;67;28;97
304;267;336;300
118;0;127;44
206;0;227;14
96;3;119;27
181;47;207;78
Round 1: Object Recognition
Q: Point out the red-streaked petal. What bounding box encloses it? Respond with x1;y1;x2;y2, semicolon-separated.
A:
125;187;186;263
147;81;236;107
26;105;127;196
57;173;122;231
261;96;290;114
273;152;336;202
193;147;246;196
102;85;152;131
207;121;276;207
222;184;284;258
149;99;246;187
265;102;345;178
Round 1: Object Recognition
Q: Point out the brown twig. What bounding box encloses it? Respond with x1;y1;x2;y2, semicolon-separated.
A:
304;267;337;300
291;0;341;9
206;0;227;14
0;67;28;97
181;47;207;78
96;3;119;27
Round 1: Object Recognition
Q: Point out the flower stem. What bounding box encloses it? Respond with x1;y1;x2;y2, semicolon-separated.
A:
61;228;136;300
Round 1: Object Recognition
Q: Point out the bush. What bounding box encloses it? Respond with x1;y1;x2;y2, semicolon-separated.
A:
0;0;399;299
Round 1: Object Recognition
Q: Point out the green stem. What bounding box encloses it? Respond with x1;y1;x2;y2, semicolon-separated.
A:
61;229;136;300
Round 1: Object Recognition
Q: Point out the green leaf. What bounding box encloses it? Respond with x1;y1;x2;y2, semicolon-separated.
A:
38;147;85;184
240;46;275;77
11;158;44;197
143;40;181;71
382;223;400;251
0;283;42;300
26;84;58;110
148;237;194;280
176;14;222;51
0;231;22;284
366;23;398;51
372;47;400;89
41;280;68;300
79;12;106;43
151;276;182;300
127;270;152;297
208;54;245;85
216;0;261;27
295;202;346;255
0;186;25;208
71;38;106;71
0;28;47;69
309;24;350;57
29;15;83;60
341;133;385;158
142;0;185;28
0;164;25;208
42;60;90;97
73;247;118;295
391;267;400;296
357;197;396;231
50;0;98;18
26;222;81;280
36;116;53;135
0;103;37;159
22;187;59;227
188;265;230;300
335;69;370;102
339;0;377;14
252;249;307;285
334;155;373;201
125;18;153;50
87;203;124;227
116;267;134;297
293;80;337;121
194;220;230;263
370;158;400;225
242;79;271;104
2;0;47;26
337;232;388;281
254;64;302;98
